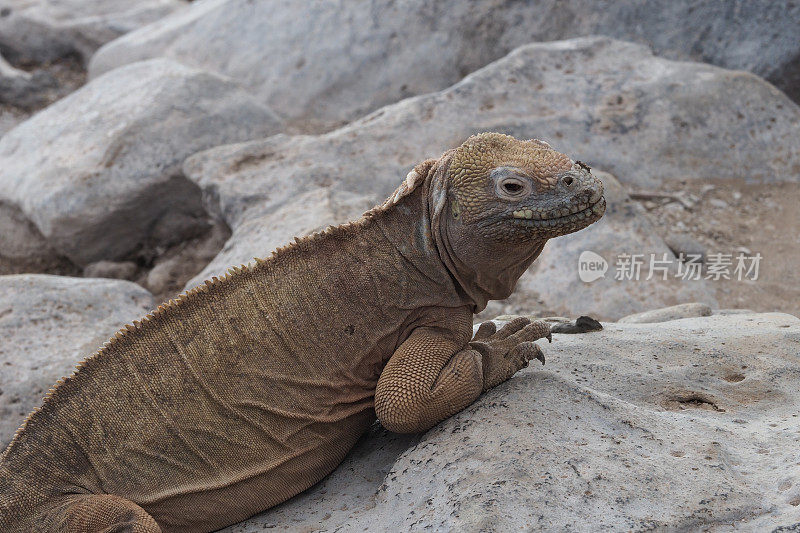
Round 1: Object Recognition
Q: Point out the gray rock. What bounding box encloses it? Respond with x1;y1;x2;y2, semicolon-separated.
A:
143;221;231;297
664;233;707;262
618;302;714;323
183;174;376;289
715;308;756;316
225;311;800;531
0;0;187;65
0;104;26;138
0;199;70;274
709;198;730;209
549;315;603;334
89;0;800;131
488;315;572;326
83;260;137;280
0;58;281;266
0;274;154;448
0;52;55;109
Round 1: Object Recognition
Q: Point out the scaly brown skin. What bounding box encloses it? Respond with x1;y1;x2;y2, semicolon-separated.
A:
0;133;605;532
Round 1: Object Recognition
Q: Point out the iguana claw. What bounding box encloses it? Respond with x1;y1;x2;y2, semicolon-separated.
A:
510;341;546;366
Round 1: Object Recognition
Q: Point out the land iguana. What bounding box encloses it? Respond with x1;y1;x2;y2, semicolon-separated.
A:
0;132;605;532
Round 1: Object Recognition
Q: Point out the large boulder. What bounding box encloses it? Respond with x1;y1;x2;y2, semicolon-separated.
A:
0;58;281;266
224;311;800;531
0;274;154;449
183;37;799;316
0;0;186;65
89;0;800;131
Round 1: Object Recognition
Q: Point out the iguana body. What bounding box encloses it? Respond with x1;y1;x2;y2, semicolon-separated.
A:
0;133;605;532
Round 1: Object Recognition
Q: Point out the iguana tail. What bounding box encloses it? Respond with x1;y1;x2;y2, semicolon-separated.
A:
52;494;162;532
2;492;161;533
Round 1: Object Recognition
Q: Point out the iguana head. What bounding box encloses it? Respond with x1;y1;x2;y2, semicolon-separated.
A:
426;132;605;309
445;132;605;243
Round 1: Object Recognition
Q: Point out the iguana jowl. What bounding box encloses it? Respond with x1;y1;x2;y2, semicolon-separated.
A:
0;133;605;532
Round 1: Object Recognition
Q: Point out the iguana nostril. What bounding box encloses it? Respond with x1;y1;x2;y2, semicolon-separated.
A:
562;175;574;187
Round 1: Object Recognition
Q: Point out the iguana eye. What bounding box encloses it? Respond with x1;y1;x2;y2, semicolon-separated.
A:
496;176;530;199
492;167;532;200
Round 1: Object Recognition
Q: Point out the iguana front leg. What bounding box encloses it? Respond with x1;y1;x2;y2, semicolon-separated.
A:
375;315;550;433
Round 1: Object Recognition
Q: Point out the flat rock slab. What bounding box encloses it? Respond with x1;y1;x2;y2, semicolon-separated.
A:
0;0;186;65
0;274;154;449
89;0;800;131
226;311;800;532
0;58;281;266
619;302;714;324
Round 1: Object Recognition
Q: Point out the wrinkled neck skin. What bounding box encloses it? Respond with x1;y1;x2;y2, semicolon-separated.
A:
427;154;547;313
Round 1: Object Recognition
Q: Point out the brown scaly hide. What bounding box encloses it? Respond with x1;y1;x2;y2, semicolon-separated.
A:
0;156;471;533
0;133;603;532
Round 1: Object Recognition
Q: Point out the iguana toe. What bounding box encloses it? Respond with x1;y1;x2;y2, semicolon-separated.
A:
510;341;546;366
508;320;551;344
494;317;531;339
473;320;498;340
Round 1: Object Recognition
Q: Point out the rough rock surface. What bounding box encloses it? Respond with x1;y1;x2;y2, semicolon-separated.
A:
0;51;85;139
89;0;800;131
619;302;714;324
0;58;281;266
0;200;74;275
0;52;54;109
0;274;154;449
0;104;25;138
646;178;800;319
664;232;708;262
141;221;231;299
224;311;800;532
0;0;186;65
182;37;799;315
82;260;138;281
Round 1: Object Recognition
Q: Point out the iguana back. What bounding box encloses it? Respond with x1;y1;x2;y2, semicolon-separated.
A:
0;194;468;531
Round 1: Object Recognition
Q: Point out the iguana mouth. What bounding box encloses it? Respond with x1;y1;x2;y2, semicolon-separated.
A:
510;197;606;227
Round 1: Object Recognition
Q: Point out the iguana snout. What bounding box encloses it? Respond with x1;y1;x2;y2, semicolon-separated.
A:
504;162;605;236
